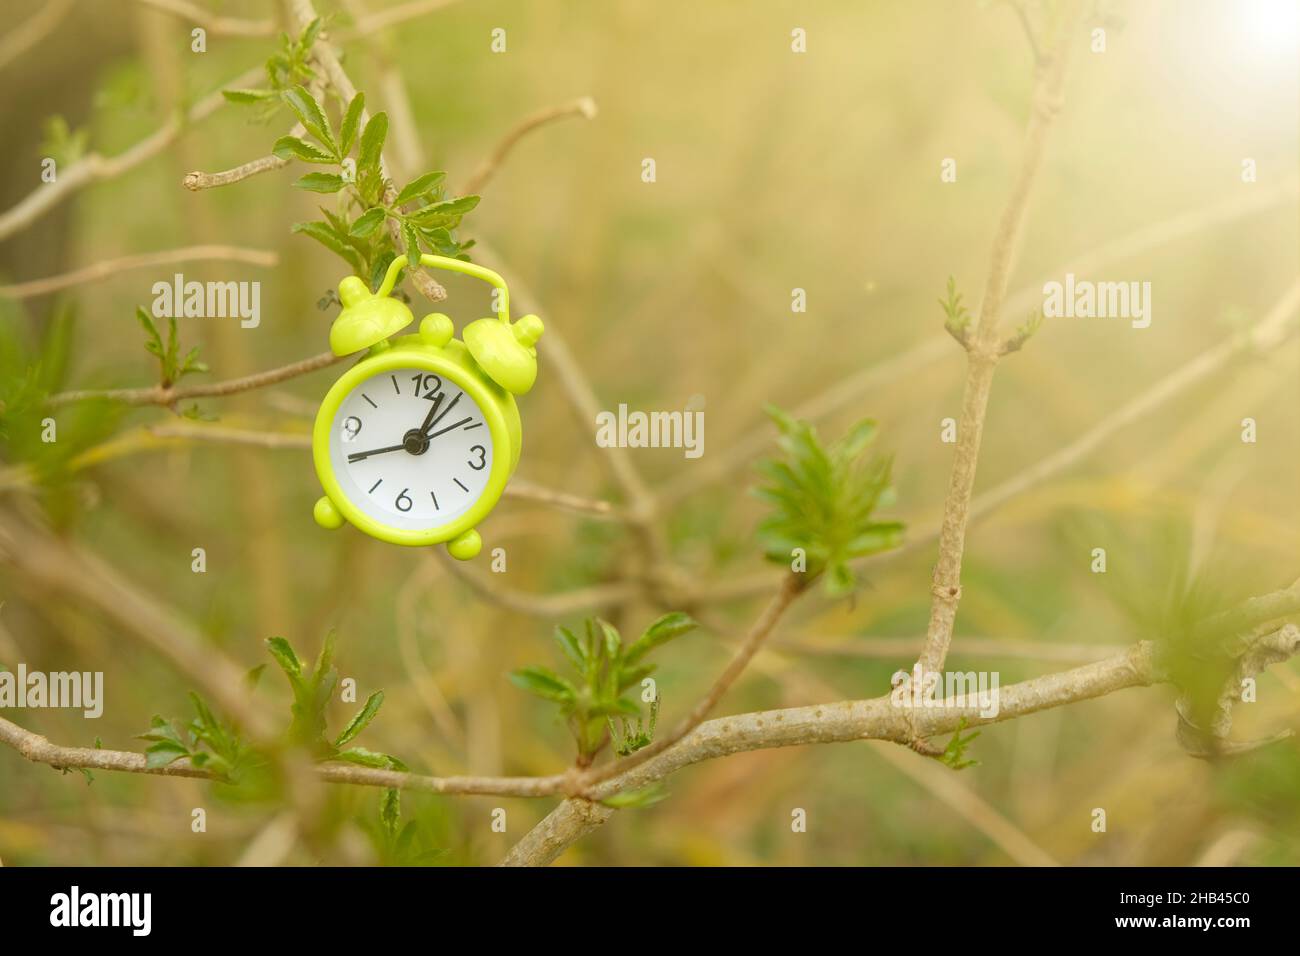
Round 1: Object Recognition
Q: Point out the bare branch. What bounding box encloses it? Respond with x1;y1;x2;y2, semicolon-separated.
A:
462;97;598;195
919;9;1081;676
0;0;74;71
282;0;447;302
133;0;276;37
660;178;1300;506
0;66;264;243
0;245;277;299
47;350;344;407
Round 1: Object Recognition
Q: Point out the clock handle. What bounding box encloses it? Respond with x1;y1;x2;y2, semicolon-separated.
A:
376;254;512;323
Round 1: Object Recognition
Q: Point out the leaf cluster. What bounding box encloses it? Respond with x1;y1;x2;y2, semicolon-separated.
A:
754;406;904;596
134;307;207;389
267;84;477;288
510;613;696;764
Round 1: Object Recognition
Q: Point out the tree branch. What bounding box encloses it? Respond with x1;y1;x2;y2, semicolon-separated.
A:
0;245;277;299
0;65;263;243
919;8;1080;677
462;97;598;195
47;350;344;407
0;0;74;71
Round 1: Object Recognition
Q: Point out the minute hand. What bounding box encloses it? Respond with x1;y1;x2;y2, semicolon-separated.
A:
425;417;472;441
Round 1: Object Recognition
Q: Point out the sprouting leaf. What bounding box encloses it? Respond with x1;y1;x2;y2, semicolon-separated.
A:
272;135;335;163
222;88;276;104
939;717;980;771
349;206;387;238
292;220;363;272
339;92;364;156
754;406;903;596
294;172;347;193
335;691;385;748
402;221;422;271
135;307;164;360
282;85;337;156
624;612;697;665
380;787;400;836
405;195;479;226
144;739;190;770
395;171;447;205
553;625;588;673
265;636;303;684
508;666;577;703
334;746;393;768
358;111;388;175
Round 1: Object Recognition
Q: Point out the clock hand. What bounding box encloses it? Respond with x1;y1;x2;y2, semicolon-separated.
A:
425;417;473;441
347;443;407;463
417;392;445;435
423;391;461;434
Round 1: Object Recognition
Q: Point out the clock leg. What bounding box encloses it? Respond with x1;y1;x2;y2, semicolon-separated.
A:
313;496;345;530
446;528;481;560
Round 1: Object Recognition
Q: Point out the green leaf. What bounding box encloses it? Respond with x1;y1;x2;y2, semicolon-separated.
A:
395;170;446;205
335;690;385;747
135;307;163;359
282;85;337;156
334;746;392;768
348;206;386;238
272;135;334;163
402;221;421;270
265;636;303;684
508;666;577;704
405;195;479;226
553;625;588;673
358;111;388;175
292;220;363;272
624;612;697;665
339;92;364;156
136;715;184;746
297;16;322;52
144;739;190;770
381;787;400;836
222;88;276;104
293;172;347;193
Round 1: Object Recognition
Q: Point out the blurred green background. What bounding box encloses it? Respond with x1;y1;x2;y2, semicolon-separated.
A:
0;0;1297;865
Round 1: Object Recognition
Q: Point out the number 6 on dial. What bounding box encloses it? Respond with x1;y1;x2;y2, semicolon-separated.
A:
311;254;543;560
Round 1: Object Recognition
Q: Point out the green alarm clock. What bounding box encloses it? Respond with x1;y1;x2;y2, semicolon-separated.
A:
311;253;543;560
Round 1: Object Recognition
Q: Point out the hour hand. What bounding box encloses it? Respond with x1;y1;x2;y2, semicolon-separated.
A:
347;443;406;463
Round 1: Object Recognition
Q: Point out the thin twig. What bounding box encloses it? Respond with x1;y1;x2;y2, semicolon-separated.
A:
132;0;466;39
0;245;278;299
435;550;639;617
698;275;1300;603
462;97;598;195
0;0;74;71
47;350;344;407
660;178;1300;506
132;0;276;37
283;0;447;302
0;66;263;243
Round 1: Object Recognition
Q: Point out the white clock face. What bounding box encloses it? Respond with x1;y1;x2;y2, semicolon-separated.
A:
329;367;494;530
